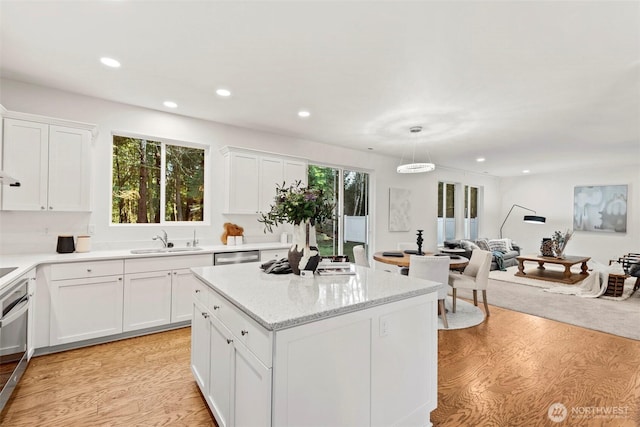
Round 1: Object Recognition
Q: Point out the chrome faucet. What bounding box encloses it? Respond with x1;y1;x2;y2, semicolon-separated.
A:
192;229;199;247
153;229;169;247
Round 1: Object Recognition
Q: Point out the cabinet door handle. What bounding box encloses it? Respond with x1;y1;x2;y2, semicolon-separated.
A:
213;305;220;310
173;271;177;275
118;277;122;281
226;339;233;344
41;206;45;210
202;312;209;319
195;289;201;293
49;206;53;210
241;330;248;336
87;269;92;272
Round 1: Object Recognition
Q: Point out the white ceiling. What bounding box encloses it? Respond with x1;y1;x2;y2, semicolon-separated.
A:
1;1;638;177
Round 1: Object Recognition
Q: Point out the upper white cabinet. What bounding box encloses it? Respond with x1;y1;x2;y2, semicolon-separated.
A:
2;115;95;211
221;146;307;214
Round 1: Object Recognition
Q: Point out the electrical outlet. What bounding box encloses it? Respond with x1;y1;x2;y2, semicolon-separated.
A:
88;224;95;235
379;317;389;337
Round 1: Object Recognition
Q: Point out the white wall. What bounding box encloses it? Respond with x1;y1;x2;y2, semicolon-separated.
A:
0;79;501;255
499;166;639;264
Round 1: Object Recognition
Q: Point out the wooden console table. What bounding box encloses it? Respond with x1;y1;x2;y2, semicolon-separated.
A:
515;255;591;284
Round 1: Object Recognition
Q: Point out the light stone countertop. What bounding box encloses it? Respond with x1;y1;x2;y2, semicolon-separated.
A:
0;242;289;291
191;263;443;331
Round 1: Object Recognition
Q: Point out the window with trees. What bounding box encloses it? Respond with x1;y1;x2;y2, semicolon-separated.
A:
112;135;206;224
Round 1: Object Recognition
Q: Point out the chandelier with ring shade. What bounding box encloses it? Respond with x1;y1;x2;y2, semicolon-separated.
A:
397;126;436;174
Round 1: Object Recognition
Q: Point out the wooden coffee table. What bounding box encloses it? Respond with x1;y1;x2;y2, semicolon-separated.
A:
515;255;591;284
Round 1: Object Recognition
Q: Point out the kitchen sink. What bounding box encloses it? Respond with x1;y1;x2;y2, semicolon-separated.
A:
130;247;204;254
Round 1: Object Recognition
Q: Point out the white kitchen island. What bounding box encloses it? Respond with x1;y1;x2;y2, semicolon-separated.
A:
190;263;441;427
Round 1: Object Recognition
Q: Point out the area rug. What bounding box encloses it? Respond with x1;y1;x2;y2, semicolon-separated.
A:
489;265;637;301
438;298;484;330
457;267;640;340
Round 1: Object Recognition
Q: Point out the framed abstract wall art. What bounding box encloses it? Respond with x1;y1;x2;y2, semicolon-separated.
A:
389;188;411;232
573;185;627;233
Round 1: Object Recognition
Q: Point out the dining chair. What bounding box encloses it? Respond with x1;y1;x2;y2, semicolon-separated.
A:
409;255;450;328
397;242;415;275
448;249;492;316
352;245;369;267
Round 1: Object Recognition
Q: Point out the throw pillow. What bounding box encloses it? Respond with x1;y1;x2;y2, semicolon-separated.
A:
488;239;509;253
460;239;479;250
475;238;490;251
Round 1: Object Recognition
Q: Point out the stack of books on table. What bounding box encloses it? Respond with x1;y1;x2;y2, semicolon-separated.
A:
316;261;356;276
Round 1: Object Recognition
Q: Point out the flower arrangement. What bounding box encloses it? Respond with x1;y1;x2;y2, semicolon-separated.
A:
551;229;574;258
258;180;334;233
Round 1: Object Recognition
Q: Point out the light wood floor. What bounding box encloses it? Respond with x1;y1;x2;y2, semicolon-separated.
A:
1;306;639;426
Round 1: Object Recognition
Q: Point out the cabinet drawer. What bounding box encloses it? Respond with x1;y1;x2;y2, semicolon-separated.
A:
193;279;210;306
210;292;272;367
51;260;124;280
125;254;212;274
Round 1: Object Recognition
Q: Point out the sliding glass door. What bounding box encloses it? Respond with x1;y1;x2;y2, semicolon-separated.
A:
308;165;370;262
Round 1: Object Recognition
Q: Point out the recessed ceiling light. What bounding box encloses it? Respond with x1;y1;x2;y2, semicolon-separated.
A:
163;101;177;108
476;157;485;162
298;110;310;118
100;57;121;68
216;89;231;97
522;169;530;174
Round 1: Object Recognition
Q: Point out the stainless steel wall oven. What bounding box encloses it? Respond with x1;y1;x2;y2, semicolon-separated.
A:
0;277;30;410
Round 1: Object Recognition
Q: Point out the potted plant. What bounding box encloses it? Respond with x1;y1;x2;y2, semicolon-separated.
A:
551;229;574;259
258;181;334;274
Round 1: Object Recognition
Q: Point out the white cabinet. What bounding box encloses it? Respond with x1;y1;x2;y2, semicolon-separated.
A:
2;117;93;211
221;146;307;214
171;268;203;323
272;296;437;427
223;150;260;214
192;300;212;392
49;260;124;346
192;284;273;427
207;312;233;427
123;270;172;332
124;254;213;331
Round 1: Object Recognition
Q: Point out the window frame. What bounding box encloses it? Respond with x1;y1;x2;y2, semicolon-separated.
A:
110;131;210;226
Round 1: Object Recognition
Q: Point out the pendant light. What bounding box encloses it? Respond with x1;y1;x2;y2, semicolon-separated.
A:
397;126;436;174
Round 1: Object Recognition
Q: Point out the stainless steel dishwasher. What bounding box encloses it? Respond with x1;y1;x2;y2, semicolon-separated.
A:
214;250;261;265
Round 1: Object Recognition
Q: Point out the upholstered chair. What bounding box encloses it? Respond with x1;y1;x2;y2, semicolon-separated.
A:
397;242;415;275
352;245;369;267
448;249;492;316
409;255;450;328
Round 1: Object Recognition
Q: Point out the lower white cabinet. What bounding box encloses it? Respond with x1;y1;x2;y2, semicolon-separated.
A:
171;268;202;323
123;271;172;332
192;295;272;427
49;275;124;345
124;254;213;330
192;281;436;427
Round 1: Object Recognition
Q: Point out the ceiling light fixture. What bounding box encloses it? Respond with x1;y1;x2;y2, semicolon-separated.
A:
216;89;231;97
298;110;310;118
100;57;121;68
476;157;486;162
163;101;177;108
397;126;435;174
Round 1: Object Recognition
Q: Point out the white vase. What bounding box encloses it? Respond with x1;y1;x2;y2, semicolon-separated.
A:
288;220;320;275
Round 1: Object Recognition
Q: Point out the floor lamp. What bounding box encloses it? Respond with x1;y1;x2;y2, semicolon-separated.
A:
499;204;546;238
